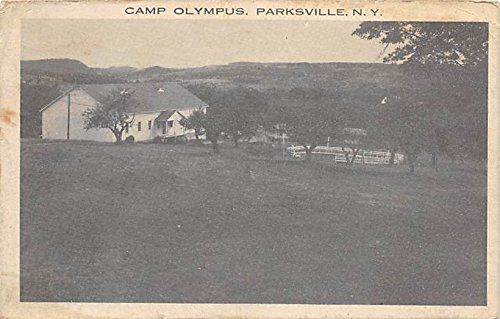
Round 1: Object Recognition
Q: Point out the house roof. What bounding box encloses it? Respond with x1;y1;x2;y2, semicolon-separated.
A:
40;82;208;113
155;110;185;122
39;87;77;113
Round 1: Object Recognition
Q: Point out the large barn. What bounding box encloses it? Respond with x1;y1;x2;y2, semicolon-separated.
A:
39;82;209;142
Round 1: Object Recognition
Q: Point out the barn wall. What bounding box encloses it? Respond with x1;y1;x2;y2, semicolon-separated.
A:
68;89;115;142
41;95;70;140
41;89;115;142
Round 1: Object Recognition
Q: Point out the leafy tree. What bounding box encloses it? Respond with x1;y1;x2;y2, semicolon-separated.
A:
179;110;206;143
82;88;137;144
353;22;488;167
365;122;399;165
184;83;228;154
203;104;226;154
223;106;256;147
352;22;488;67
221;87;265;147
375;94;435;173
409;65;487;163
391;65;486;169
278;88;342;161
21;83;61;138
185;84;267;153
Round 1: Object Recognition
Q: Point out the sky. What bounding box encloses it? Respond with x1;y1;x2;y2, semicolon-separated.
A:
21;19;388;69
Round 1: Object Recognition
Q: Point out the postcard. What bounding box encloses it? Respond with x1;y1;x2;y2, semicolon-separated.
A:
0;1;498;318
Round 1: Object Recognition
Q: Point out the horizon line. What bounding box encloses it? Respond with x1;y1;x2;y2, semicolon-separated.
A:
20;58;390;70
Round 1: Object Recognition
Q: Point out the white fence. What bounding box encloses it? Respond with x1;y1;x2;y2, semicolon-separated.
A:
287;145;405;165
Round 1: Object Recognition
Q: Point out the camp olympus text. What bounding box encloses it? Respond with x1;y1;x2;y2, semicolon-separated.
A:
123;7;381;17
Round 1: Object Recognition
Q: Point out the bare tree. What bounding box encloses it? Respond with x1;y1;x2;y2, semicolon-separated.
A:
82;88;137;144
339;128;368;165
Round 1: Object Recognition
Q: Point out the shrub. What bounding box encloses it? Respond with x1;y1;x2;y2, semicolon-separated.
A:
176;136;188;144
245;143;278;158
124;135;135;143
165;135;188;144
153;136;163;144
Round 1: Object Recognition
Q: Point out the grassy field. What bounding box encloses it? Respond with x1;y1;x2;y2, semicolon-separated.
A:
20;139;487;304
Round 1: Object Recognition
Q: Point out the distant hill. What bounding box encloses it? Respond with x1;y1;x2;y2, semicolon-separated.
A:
21;58;404;90
127;66;175;80
21;59;126;84
92;66;138;76
22;58;92;75
21;58;405;92
125;61;404;93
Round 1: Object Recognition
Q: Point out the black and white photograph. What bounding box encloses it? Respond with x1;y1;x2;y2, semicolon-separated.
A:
18;18;489;307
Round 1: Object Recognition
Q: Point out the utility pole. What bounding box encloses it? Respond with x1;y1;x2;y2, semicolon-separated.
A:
67;93;71;140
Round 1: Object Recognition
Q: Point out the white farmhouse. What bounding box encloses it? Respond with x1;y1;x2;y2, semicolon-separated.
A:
40;82;209;142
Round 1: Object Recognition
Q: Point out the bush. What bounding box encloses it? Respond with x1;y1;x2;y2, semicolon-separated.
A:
153;136;163;144
124;135;135;143
165;135;188;144
245;143;278;158
176;136;188;144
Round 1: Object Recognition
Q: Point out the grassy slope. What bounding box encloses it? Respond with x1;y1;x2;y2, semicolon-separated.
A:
20;140;486;304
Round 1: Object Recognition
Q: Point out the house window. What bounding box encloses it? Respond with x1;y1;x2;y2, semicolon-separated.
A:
167;120;174;128
156;121;161;129
148;120;152;130
137;121;142;131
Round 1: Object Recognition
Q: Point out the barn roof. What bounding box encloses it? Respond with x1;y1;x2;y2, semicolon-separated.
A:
40;82;208;113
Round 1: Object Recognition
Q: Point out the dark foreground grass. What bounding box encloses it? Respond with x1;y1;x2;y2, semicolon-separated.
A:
20;139;487;304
